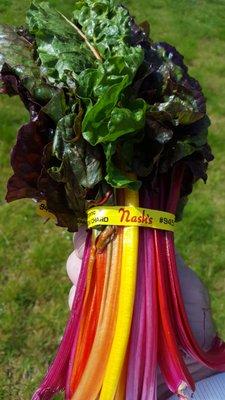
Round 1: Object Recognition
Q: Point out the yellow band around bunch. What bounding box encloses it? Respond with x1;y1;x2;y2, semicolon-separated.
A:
87;206;175;232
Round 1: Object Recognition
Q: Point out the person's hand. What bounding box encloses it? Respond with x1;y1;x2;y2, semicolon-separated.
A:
66;230;216;399
66;227;87;309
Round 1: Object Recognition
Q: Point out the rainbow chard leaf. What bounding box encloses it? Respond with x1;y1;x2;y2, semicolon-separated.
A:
0;24;37;84
0;24;56;101
2;0;213;228
38;143;86;232
27;1;96;88
5;109;54;203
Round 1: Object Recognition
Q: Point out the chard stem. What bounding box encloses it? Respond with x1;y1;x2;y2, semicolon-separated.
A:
100;187;139;399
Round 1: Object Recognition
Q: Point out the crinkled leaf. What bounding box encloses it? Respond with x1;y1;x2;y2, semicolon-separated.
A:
104;142;141;190
27;1;96;88
42;90;68;123
0;24;37;81
73;0;131;59
83;96;147;145
149;93;204;126
0;24;55;101
39;143;86;231
6;111;54;203
159;117;210;173
52;111;103;190
157;42;206;116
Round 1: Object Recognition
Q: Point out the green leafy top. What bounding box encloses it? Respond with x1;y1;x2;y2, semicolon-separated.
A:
26;0;147;190
0;0;213;230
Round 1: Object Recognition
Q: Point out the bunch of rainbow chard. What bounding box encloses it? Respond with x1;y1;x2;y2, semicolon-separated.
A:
1;0;225;399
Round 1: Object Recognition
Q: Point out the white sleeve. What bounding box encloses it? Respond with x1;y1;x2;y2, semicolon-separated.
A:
169;372;225;399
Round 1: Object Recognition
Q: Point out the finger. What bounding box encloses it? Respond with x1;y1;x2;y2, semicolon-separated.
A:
66;250;82;285
73;227;88;259
68;285;76;310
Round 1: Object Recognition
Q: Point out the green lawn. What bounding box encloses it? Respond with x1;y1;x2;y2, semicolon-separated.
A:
1;0;225;398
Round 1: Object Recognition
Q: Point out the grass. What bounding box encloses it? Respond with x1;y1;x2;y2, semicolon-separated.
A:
0;0;225;398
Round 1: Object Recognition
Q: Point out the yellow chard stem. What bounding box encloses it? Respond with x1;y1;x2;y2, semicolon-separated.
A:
100;188;139;400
